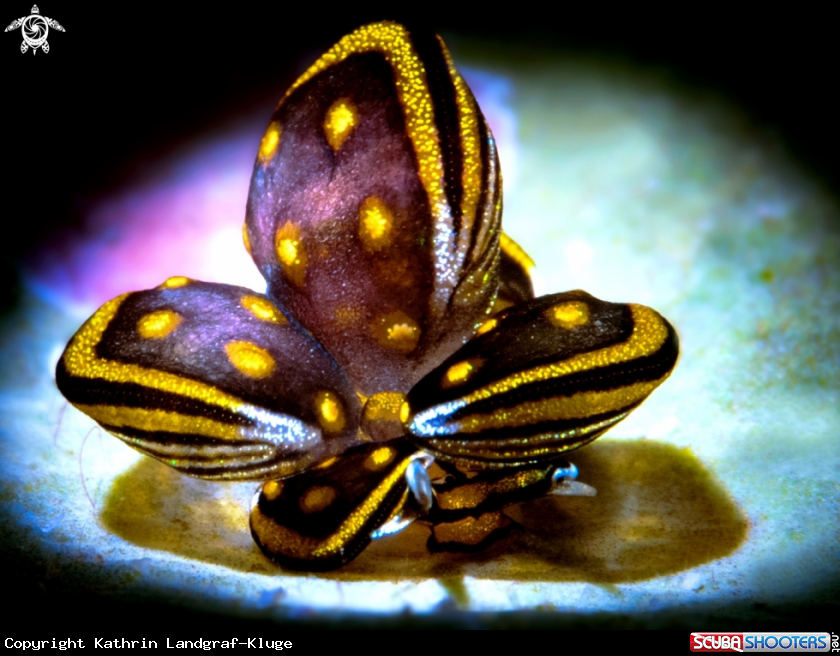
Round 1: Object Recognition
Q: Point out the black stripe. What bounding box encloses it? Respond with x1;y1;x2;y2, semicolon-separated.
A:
426;406;629;448
56;360;251;427
463;114;495;270
102;424;270;450
447;333;678;421
429;466;554;520
407;28;464;235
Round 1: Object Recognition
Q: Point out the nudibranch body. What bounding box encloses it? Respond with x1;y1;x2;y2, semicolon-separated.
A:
56;22;678;570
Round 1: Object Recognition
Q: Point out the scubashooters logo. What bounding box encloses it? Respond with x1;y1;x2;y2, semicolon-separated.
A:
690;633;831;652
4;5;64;54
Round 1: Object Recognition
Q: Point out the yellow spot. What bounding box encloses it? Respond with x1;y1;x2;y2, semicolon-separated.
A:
224;341;276;379
284;23;449;257
365;446;395;471
316;456;338;470
334;304;363;328
258;121;281;163
323;97;358;151
263;480;284;501
242;222;252;256
361;392;407;442
159;276;191;289
476;318;497;336
358;196;394;251
316;391;346;433
457;305;673;429
300;486;337;513
547;301;590;329
275;221;307;288
399;401;411;424
136;310;182;339
371;311;420;353
240;295;285;324
362;392;406;423
443;359;481;388
62;295;253;419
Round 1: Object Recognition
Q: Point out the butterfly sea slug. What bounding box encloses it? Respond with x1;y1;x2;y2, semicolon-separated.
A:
56;21;679;571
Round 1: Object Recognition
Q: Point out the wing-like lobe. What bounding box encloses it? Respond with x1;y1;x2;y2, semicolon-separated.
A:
245;22;501;395
404;291;679;468
56;279;362;480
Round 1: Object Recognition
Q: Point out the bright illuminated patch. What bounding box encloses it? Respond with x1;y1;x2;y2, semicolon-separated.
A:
358;196;394;251
224;341;276;379
258;121;281;163
136;310;182;339
547;301;590;329
324;97;358;151
300;486;337;513
316;391;346;432
371;311;420;353
241;295;285;324
275;221;307;288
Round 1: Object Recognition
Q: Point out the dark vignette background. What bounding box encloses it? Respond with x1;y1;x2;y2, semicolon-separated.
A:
2;5;837;631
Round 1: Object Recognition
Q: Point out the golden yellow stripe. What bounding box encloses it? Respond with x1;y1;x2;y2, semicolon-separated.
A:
500;233;536;277
455;380;663;434
462;304;669;404
62;294;246;414
74;404;240;441
436;468;544;511
439;37;482;248
253;454;414;561
285;23;447;237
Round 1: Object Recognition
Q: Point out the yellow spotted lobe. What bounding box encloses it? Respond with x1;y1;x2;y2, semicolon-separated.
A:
224;341;276;379
358;196;394;251
136;310;182;339
275;221;307;288
258;121;281;163
316;391;346;433
300;486;337;513
371;311;420;353
324;97;358;151
240;295;286;324
547;301;590;329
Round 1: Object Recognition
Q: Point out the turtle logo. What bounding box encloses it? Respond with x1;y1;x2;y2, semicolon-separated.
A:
5;5;65;55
